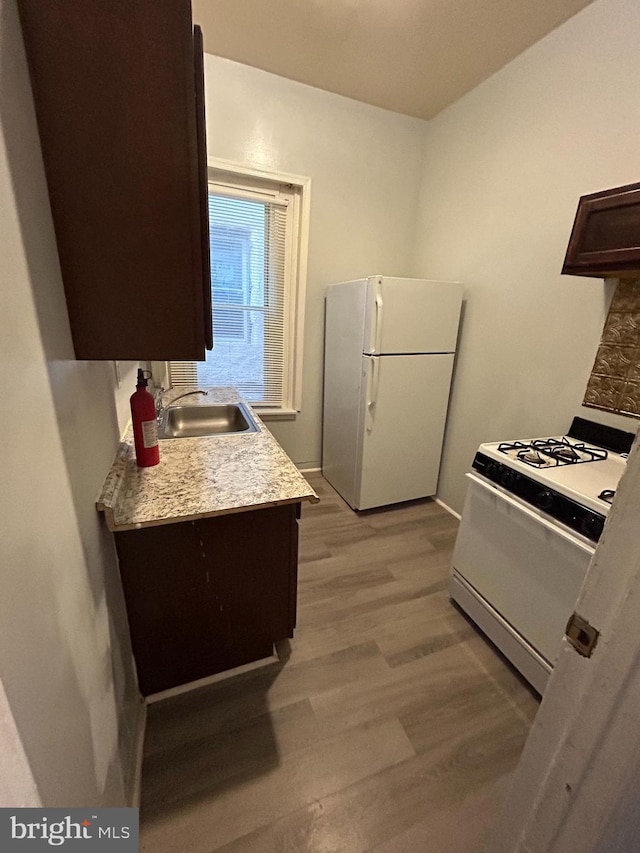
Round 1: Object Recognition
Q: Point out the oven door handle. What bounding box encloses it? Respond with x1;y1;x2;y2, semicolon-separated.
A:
465;473;596;556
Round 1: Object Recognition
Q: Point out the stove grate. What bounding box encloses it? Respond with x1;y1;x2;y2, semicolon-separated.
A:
498;436;608;468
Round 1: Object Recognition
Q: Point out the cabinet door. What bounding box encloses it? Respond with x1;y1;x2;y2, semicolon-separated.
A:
195;505;298;650
115;504;299;695
116;519;228;695
562;182;640;278
18;0;212;359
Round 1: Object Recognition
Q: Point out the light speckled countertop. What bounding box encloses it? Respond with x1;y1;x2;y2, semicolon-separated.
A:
96;387;319;532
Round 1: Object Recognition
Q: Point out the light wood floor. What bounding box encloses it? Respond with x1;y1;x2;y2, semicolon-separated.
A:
140;473;539;852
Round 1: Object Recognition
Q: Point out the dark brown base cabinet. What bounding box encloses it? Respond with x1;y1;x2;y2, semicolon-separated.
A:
115;504;300;696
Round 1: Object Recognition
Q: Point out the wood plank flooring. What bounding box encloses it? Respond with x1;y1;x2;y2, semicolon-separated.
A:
140;473;539;852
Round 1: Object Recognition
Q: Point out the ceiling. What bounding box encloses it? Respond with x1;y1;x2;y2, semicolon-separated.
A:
192;0;594;120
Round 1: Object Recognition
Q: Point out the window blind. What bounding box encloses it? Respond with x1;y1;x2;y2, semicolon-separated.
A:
170;187;290;407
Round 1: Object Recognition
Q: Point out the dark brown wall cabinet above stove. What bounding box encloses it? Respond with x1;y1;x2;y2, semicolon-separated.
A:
18;1;213;360
562;181;640;279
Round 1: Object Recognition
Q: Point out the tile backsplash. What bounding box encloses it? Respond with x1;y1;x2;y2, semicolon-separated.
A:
584;279;640;418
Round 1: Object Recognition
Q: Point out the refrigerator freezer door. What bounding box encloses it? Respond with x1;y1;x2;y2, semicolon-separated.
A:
364;277;462;355
355;353;455;510
322;280;368;507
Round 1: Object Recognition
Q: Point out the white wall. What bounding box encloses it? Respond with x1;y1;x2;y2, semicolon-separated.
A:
204;55;427;466
412;0;640;513
0;0;141;806
204;0;640;489
0;679;40;807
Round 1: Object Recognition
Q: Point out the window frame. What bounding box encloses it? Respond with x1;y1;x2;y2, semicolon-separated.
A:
152;158;310;419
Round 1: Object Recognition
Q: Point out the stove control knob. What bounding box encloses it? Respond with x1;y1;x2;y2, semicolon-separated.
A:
485;462;500;481
501;470;517;489
581;515;602;541
536;490;554;511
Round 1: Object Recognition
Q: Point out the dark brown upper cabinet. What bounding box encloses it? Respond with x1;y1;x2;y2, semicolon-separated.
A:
562;181;640;279
18;1;213;360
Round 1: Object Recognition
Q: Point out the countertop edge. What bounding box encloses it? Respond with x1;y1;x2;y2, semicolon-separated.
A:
102;492;319;534
96;441;130;514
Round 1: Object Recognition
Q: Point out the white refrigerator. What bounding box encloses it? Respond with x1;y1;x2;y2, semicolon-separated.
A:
322;276;463;510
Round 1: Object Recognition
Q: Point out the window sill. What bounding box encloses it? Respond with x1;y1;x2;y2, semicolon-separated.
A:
253;408;298;421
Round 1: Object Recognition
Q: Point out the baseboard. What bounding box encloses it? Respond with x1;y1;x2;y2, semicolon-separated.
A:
145;651;280;704
129;697;147;808
435;497;461;520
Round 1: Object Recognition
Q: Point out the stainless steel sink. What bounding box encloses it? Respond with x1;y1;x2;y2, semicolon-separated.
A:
158;403;259;439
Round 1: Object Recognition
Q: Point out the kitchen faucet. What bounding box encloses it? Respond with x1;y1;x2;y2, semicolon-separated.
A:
155;388;208;422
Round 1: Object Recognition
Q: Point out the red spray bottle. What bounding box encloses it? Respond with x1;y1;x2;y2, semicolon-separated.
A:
130;369;160;467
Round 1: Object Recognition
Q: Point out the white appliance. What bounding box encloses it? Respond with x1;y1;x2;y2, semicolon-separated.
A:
450;418;633;695
322;275;463;510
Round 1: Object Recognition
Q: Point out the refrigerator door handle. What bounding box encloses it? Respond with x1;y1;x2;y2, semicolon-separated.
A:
372;289;383;354
366;357;380;432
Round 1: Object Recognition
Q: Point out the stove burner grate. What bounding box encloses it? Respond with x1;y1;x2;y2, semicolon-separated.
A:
498;436;609;468
551;444;580;462
517;448;547;467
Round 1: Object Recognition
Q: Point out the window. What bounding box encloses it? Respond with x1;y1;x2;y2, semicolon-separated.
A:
168;162;309;416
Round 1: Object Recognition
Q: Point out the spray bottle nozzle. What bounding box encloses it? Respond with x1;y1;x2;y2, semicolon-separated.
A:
136;368;152;387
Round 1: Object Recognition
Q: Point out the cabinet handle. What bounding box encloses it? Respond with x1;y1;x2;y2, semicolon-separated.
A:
373;288;383;354
366;358;380;433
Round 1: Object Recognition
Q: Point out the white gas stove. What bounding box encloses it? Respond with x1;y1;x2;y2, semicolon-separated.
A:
450;418;634;695
475;431;628;536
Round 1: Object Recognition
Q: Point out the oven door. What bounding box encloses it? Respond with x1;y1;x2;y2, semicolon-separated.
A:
451;473;595;666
